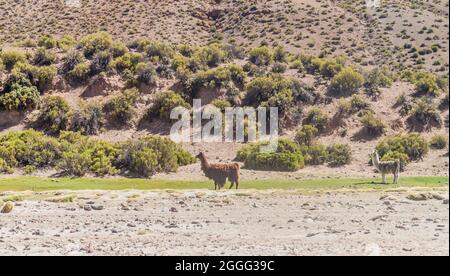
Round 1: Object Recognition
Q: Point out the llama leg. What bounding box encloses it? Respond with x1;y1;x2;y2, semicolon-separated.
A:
236;180;239;190
229;182;234;189
214;182;217;190
382;173;386;184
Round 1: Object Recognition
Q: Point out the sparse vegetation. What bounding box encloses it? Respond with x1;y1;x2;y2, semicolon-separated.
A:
329;67;364;96
237;139;305;172
376;133;429;162
147;91;190;121
0;130;193;177
360;113;387;137
429;134;448;150
326;144;352;167
104;89;138;127
36;96;71;135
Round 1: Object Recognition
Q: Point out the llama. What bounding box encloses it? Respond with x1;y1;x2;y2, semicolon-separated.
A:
370;150;400;184
196;152;240;190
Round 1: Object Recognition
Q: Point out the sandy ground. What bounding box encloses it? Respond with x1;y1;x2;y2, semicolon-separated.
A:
0;188;448;256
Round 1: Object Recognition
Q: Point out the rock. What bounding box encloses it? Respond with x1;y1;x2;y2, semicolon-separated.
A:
83;205;92;211
407;193;430;201
370;215;388;221
169;207;178;212
1;202;14;214
91;205;104;211
432;194;445;200
443;199;449;205
121;204;130;211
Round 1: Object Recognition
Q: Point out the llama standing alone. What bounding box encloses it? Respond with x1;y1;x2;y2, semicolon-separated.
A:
196;152;240;190
370;150;400;184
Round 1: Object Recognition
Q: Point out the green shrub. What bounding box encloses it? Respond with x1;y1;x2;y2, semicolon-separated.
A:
364;67;394;96
295;125;318;146
135;63;157;86
0;50;26;70
0;130;60;168
0;130;193;177
111;52;143;72
0;158;13;174
289;59;304;72
409;98;442;128
190;65;246;95
273;46;287;63
261;88;294;114
37;35;57;49
13;62;57;92
338;94;370;116
79;32;113;57
376;133;429;161
360;113;387;136
68;62;91;83
58;35;76;51
148;91;190;121
245;74;291;106
429;134;448;150
32;48;56;66
36;96;71;135
57;132;119;176
58;150;91;177
414;72;442;97
111;42;128;58
117;136;195;177
145;41;174;60
301;142;328;165
0;83;40;111
237;139;305;171
249;46;274;66
211;99;231;112
304;108;329;132
272;62;287;73
88;141;119;176
329;67;364;96
61;50;84;74
327;144;352;167
319;58;344;78
71;102;105;135
192;43;227;68
90;51;112;74
291;79;317;104
104;89;138;127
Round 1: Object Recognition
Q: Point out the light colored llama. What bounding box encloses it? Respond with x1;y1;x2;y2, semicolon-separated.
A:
370;150;400;184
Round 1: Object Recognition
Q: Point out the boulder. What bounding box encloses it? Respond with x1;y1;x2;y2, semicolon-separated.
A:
1;201;14;214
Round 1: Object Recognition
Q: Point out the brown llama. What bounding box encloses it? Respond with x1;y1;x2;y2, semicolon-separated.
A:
196;152;240;190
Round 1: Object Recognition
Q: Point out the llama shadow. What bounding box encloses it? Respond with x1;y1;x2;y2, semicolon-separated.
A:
353;181;394;185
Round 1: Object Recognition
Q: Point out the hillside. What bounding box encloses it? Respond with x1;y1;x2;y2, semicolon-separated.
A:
0;0;448;73
0;0;449;179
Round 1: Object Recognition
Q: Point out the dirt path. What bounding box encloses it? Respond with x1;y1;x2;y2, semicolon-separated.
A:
0;188;448;256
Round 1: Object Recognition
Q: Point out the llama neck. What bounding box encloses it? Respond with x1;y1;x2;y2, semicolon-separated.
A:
199;156;210;170
372;153;381;169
